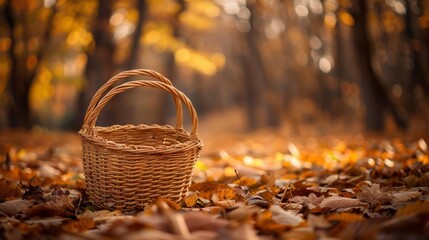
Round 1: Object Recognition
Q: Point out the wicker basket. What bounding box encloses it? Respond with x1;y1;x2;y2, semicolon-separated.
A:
79;69;203;211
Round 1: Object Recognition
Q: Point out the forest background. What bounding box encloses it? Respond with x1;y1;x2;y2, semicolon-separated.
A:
0;0;429;138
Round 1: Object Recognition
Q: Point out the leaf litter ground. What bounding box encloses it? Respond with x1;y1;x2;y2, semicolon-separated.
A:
0;129;428;239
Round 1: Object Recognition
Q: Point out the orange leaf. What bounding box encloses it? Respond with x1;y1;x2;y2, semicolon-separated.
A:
184;192;198;207
395;201;429;218
63;217;96;232
326;212;364;222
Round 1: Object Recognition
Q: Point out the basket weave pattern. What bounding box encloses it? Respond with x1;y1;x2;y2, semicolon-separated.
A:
79;69;202;211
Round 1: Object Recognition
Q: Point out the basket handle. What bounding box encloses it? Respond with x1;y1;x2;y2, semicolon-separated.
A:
84;80;199;137
83;69;183;129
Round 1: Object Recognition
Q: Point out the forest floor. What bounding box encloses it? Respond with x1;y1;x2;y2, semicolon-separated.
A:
0;112;429;239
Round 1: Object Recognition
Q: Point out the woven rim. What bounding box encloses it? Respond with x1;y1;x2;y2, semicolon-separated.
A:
81;124;202;153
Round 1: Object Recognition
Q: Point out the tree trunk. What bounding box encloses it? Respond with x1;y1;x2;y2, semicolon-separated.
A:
75;0;115;128
242;0;281;129
123;0;147;71
158;0;186;125
4;0;56;129
351;1;407;131
404;0;429;111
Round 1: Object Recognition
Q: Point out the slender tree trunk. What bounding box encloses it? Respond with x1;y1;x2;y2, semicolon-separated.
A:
352;1;407;131
158;0;186;125
123;0;147;70
4;0;56;129
242;0;281;129
404;0;429;110
332;4;346;116
75;0;115;128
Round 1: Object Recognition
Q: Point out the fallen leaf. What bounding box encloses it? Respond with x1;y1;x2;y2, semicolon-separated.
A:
190;183;236;201
390;190;421;204
79;209;122;220
326;212;364;222
0;199;34;216
212;193;236;207
22;185;44;202
38;164;61;178
184;191;198;207
394;201;429;218
63;217;96;232
307;214;331;228
269;205;303;226
245;193;271;209
290;193;325;205
320;196;362;209
356;183;390;205
183;211;229;232
226;205;260;222
25;195;75;218
0;179;22;201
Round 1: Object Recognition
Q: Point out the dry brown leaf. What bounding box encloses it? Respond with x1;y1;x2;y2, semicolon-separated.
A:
25;195;75;218
0;199;34;216
254;210;291;235
226;205;260;222
356;183;390;205
307;214;331;228
290;193;325;205
260;173;276;187
390;190;421;204
226;223;259;240
22;185;44;202
319;196;362;209
395;201;429;218
183;211;229;232
79;209;122;220
38;164;61;178
269;205;303;226
0;179;22;201
212;194;236;207
190;183;236;201
245;193;271;209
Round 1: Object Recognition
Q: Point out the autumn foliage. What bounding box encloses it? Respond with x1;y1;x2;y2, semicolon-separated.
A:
0;131;428;239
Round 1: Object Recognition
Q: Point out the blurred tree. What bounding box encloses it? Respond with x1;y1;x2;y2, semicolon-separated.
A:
240;0;281;129
158;0;186;125
75;0;147;128
0;0;427;133
351;0;407;131
404;0;429;110
2;0;57;128
123;0;146;70
241;0;268;129
77;0;115;127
